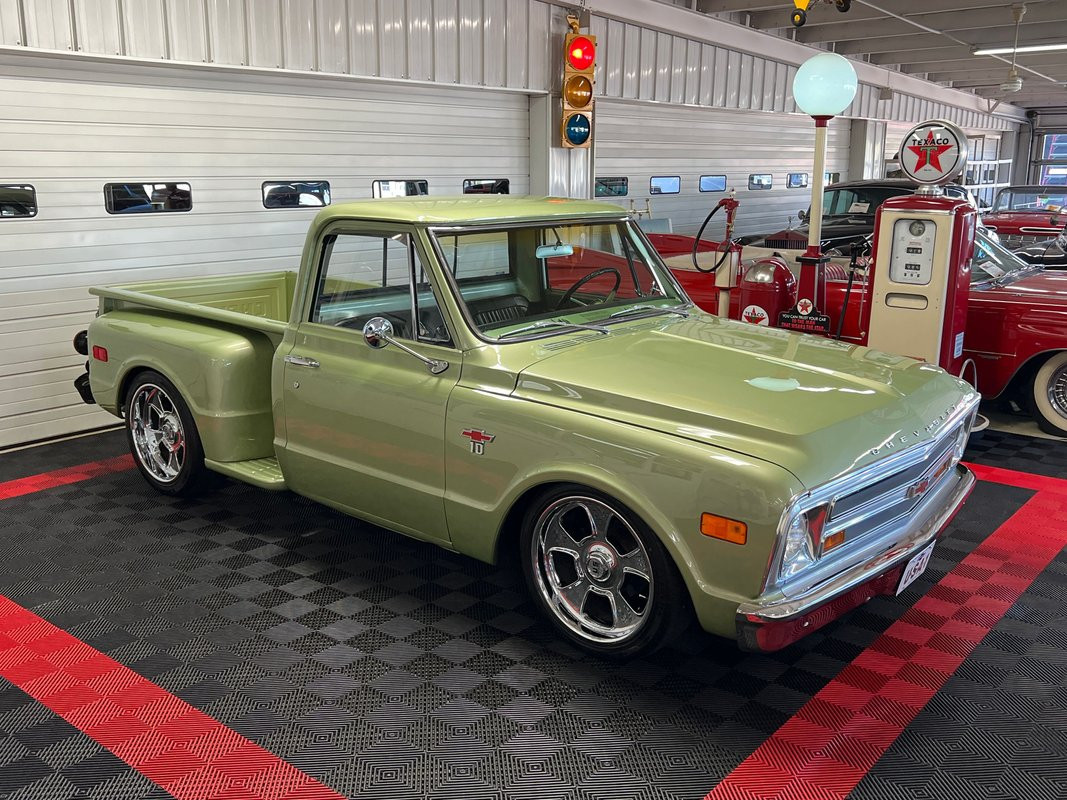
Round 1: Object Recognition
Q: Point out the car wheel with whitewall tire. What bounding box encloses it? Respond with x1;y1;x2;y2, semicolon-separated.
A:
1030;352;1067;437
519;485;691;659
125;370;210;496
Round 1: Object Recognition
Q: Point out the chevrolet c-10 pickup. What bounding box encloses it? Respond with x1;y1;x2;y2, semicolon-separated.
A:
74;197;979;658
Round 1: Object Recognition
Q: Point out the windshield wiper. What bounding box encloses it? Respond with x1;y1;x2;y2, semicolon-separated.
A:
608;302;691;320
495;319;610;340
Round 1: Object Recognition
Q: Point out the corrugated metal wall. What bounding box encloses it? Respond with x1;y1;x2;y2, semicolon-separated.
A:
0;56;530;447
588;14;1016;133
595;102;850;237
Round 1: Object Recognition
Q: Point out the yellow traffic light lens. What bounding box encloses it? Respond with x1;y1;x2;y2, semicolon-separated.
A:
567;36;596;70
563;75;593;108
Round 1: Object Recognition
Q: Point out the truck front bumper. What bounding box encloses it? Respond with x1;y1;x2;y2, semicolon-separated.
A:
735;463;975;653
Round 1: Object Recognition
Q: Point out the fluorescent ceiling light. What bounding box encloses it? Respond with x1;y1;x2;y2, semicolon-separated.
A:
973;42;1067;55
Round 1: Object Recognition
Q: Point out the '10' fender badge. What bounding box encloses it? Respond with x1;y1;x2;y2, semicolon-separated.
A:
462;429;495;455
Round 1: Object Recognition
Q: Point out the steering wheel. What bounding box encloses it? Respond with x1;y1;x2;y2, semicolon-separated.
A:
555;267;622;310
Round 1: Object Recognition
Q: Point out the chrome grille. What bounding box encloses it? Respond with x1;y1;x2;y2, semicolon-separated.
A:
999;233;1046;249
764;238;803;250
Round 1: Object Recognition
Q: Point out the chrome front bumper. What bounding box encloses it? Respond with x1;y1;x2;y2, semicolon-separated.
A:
735;463;975;652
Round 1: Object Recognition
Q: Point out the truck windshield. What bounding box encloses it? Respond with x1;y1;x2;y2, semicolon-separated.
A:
431;220;685;340
820;187;907;218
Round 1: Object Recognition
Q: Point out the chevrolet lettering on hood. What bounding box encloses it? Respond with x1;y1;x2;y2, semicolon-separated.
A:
869;403;959;456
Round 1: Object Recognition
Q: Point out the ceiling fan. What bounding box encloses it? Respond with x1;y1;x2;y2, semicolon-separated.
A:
998;4;1027;94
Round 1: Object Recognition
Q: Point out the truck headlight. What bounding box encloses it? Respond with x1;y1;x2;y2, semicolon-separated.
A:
780;512;816;579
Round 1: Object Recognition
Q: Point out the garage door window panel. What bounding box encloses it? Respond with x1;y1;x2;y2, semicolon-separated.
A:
263;180;331;208
372;179;429;198
105;182;192;214
0;185;37;218
312;232;449;345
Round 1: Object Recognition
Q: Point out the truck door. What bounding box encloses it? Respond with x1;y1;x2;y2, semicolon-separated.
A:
278;226;460;544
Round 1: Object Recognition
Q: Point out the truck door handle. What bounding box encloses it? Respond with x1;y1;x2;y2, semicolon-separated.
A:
284;355;320;368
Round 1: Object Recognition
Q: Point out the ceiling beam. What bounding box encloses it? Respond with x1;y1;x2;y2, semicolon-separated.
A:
931;68;1067;85
795;7;1067;44
749;0;1047;30
902;53;1067;76
695;1;781;13
834;24;1064;55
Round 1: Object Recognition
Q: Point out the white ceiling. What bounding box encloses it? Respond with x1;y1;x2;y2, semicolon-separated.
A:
694;0;1067;112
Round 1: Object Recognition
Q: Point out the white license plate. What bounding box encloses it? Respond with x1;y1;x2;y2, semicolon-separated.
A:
896;541;935;595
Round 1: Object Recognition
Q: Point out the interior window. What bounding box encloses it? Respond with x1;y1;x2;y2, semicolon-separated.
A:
263;181;330;208
699;175;727;192
0;185;37;218
311;232;449;345
787;173;809;189
595;177;628;197
650;176;680;195
462;179;510;194
372;180;429;198
105;182;192;214
748;174;772;190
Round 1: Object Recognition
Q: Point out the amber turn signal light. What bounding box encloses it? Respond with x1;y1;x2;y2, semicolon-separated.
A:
700;513;747;544
822;530;846;552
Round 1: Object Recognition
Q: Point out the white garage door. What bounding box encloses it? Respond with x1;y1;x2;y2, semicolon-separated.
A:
0;57;530;448
594;100;850;239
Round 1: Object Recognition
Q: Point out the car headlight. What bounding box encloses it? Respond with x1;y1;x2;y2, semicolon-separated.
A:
780;512;815;579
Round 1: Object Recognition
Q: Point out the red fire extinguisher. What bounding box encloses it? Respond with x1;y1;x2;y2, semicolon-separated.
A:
738;256;798;327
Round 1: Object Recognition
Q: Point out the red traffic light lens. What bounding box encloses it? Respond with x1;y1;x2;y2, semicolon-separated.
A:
563;75;593;108
567;36;595;71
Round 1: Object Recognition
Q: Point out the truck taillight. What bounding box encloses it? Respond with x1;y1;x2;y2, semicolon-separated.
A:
92;345;108;362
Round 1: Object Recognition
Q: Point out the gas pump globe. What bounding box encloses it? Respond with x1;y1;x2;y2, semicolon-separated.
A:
867;120;979;385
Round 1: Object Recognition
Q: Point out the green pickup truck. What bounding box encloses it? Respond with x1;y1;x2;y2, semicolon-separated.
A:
75;196;979;658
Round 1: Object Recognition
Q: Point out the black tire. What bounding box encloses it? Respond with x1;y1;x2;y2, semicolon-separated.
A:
1027;352;1067;437
835;0;851;12
791;9;806;27
519;484;692;659
124;370;210;496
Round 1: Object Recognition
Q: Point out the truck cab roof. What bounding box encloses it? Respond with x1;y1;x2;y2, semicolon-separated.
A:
314;195;626;226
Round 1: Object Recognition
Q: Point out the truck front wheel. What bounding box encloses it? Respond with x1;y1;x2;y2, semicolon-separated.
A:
125;371;209;496
1029;352;1067;437
520;486;691;659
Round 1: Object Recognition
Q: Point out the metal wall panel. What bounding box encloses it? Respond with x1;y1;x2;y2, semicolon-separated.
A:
595;99;850;239
457;0;481;86
248;0;283;68
0;55;530;446
123;0;167;60
406;0;432;81
166;0;208;62
207;0;248;65
22;0;72;50
378;0;406;79
0;0;22;45
283;0;316;72
73;0;121;55
350;0;379;77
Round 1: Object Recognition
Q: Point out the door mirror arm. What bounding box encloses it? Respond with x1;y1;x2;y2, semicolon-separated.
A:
363;317;449;374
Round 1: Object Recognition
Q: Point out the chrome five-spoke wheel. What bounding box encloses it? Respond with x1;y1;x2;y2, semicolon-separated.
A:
130;383;186;483
531;495;654;643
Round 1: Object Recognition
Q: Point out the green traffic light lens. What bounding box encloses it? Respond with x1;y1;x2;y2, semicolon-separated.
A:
564;113;591;146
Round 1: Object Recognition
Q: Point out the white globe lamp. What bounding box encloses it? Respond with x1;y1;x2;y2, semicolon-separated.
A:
791;53;858;316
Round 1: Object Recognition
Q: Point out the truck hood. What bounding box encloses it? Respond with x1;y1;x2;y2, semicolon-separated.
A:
513;314;975;489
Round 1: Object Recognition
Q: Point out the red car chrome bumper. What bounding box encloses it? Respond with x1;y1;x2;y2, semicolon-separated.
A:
736;464;975;653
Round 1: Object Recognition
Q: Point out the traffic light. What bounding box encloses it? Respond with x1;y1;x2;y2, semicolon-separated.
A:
561;33;596;149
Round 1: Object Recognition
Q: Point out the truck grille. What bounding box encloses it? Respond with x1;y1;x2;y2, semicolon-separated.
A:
824;425;963;545
998;233;1047;249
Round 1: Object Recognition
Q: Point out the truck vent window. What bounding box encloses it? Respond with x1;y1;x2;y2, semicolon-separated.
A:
595;177;628;197
748;174;773;191
104;182;192;214
787;173;809;189
650;176;680;195
262;180;331;209
462;179;510;194
372;179;429;198
699;175;727;193
0;184;37;218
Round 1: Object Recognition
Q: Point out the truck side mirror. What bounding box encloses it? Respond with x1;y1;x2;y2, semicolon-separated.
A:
362;317;449;375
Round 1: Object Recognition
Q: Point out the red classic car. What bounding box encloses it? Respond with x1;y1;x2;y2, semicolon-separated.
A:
983;185;1066;250
651;231;1067;437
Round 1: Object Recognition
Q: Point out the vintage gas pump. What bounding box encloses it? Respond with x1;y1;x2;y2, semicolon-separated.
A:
866;120;975;378
690;192;743;317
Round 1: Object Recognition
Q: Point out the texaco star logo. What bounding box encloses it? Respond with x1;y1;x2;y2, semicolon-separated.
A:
797;298;813;316
907;129;955;173
462;429;495;455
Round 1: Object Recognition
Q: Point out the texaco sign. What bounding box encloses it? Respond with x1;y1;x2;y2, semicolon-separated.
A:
898;119;969;186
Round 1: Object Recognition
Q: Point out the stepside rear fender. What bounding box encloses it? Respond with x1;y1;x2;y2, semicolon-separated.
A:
87;309;277;462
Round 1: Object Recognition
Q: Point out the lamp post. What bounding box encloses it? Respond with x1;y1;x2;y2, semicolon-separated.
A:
789;52;857;329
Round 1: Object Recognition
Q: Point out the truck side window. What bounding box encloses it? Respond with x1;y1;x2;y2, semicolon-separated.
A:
311;232;450;345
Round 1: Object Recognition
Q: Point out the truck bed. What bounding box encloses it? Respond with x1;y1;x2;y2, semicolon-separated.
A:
90;271;297;337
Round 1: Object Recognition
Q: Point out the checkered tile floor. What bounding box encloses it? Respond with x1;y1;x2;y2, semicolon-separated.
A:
0;428;1064;799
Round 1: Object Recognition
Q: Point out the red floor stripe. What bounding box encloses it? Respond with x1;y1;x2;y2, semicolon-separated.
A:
0;596;346;800
963;460;1067;496
0;454;135;501
706;489;1067;800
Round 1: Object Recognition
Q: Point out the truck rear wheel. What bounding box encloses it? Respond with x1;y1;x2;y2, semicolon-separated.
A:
125;371;209;496
1029;352;1067;437
519;485;691;659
